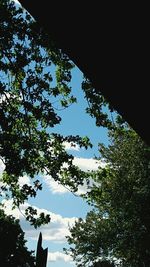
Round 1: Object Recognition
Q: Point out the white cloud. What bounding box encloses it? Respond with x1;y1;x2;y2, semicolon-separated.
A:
18;175;31;188
48;251;74;264
63;141;80;151
43;157;104;195
1;199;27;219
1;201;76;264
25;209;77;243
1;199;77;243
73;157;101;171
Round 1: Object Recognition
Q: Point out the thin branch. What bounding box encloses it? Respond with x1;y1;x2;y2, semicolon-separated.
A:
58;182;80;198
18;205;27;220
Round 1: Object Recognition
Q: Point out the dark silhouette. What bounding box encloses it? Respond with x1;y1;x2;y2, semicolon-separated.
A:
35;232;48;267
0;209;35;267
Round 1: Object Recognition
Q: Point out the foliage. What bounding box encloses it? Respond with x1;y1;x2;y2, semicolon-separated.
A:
0;208;35;266
82;78;116;129
65;124;150;266
0;0;92;226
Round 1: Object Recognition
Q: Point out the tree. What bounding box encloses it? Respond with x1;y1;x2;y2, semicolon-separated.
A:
0;0;92;226
65;123;150;266
0;208;35;267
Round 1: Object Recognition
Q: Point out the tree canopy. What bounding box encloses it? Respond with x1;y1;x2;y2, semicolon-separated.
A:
0;0;93;226
65;124;150;266
0;208;35;267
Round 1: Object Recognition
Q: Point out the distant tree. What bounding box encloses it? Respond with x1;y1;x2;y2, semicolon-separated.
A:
65;122;150;266
0;208;35;267
0;0;92;226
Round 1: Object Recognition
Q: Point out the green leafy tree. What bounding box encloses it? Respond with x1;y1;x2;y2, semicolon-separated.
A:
0;208;35;267
0;0;92;226
65;123;150;267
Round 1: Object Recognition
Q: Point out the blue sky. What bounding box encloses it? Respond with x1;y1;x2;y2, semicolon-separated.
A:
0;1;110;266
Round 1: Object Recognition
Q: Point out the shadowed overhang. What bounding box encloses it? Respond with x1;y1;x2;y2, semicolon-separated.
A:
19;1;150;145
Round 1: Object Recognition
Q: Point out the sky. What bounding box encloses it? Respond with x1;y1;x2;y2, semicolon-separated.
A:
0;1;110;266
